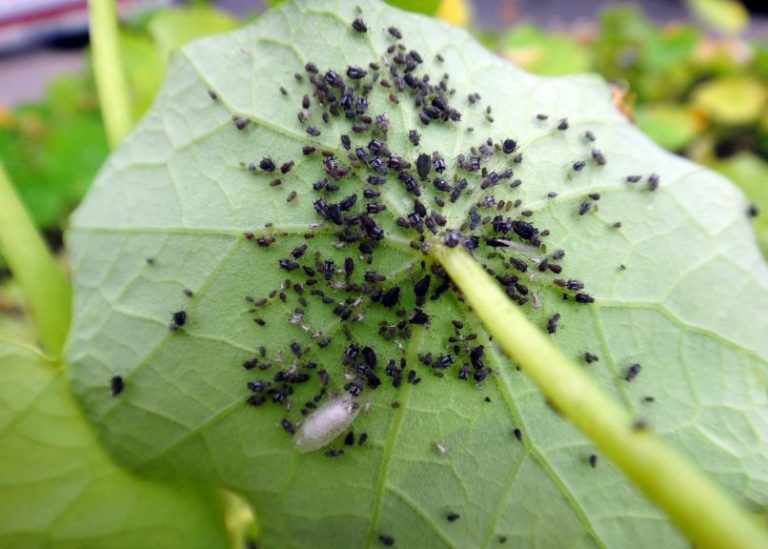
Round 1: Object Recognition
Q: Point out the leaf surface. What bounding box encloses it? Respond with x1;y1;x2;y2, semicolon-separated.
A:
67;1;768;546
0;342;229;548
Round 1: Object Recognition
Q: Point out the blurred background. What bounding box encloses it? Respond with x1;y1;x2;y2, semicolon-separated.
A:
0;0;766;331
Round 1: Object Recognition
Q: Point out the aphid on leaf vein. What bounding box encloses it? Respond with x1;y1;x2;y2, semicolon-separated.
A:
294;393;361;453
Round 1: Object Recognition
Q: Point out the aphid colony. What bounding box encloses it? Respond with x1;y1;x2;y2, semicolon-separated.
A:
114;13;660;479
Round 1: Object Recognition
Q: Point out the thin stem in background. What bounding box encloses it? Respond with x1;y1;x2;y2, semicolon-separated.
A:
430;244;767;549
0;162;71;357
89;0;132;148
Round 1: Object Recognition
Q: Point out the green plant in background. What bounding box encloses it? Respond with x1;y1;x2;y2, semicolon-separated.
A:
1;0;768;547
496;4;768;254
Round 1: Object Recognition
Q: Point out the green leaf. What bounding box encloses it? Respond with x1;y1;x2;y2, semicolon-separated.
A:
692;77;768;126
635;103;702;150
117;31;165;121
118;6;240;122
385;0;442;15
67;0;768;546
0;76;108;228
0;342;229;548
686;0;748;34
147;7;240;66
501;25;591;76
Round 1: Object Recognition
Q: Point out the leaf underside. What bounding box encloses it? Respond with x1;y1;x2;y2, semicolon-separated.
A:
0;342;228;548
67;1;768;547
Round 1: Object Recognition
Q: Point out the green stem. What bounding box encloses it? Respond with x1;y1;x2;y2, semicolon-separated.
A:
89;0;132;148
0;162;71;357
430;244;767;549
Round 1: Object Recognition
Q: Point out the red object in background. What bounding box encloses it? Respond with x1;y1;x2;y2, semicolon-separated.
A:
0;0;169;53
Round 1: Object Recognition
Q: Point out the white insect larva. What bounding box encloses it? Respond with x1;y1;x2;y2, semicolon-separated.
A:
294;393;360;453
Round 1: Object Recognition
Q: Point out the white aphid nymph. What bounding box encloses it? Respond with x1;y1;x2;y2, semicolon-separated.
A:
294;393;360;453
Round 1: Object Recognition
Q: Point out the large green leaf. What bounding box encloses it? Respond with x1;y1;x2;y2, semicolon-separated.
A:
0;342;229;548
67;0;768;546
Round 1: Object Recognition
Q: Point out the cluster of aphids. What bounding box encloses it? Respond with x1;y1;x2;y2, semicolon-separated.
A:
114;10;660;464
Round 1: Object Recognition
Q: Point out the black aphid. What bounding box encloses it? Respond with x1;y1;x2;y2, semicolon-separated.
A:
352;17;367;32
444;229;461;247
290;342;302;358
280;161;295;174
625;175;642;183
747;204;760;217
256;235;275;247
361;346;377;369
169;310;187;330
344;257;355;277
410;308;430;325
259;157;275;171
381;287;401;307
307;126;321;136
446;512;461;522
474;367;491;382
574;293;594;304
358;432;368;445
344;432;355;445
432;151;446;173
379;534;395;546
578;202;591;215
325;448;344;457
511;220;536;241
233;116;250;130
247;395;265;406
408;129;421;146
557;118;569;130
513;428;522;441
502;139;517;154
110;375;124;396
387;26;402;39
584;352;599;363
624;363;642;382
647;173;660;191
588;454;598;468
183;288;194;297
302;145;316;155
281;418;295;434
546;313;561;334
573;160;586;171
414;275;431;297
279;259;299;271
347;65;368;79
591;149;606;165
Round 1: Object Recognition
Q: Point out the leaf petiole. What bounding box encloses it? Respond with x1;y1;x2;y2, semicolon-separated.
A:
430;243;768;549
0;161;71;357
88;0;132;148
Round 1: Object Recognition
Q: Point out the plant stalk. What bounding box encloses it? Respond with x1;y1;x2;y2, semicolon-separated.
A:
89;0;132;148
430;243;767;549
0;162;71;357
